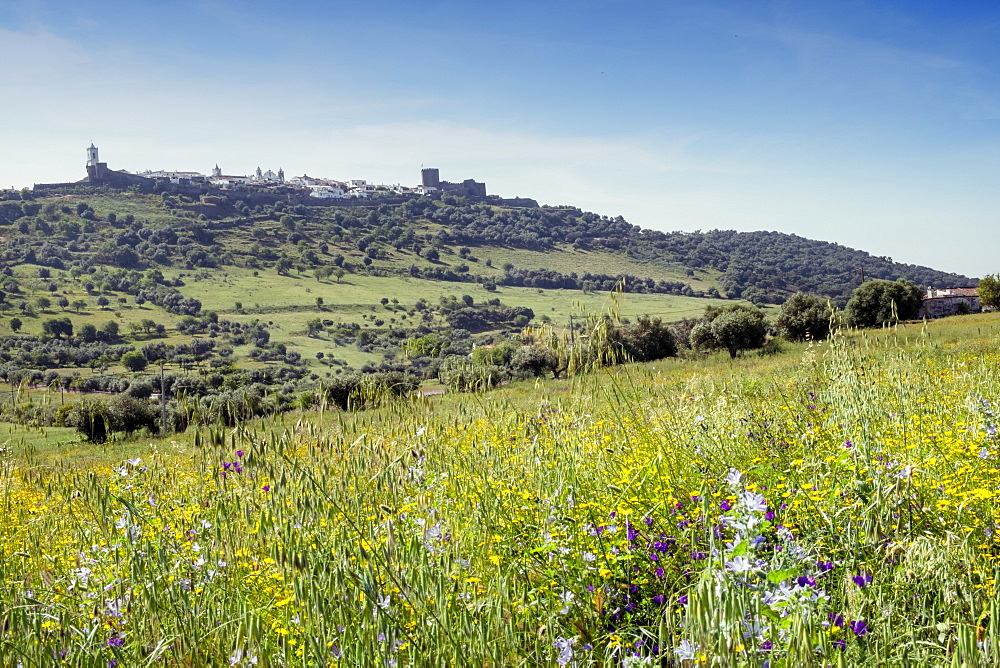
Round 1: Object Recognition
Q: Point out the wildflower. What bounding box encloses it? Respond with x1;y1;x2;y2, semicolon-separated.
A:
742;491;767;514
849;620;868;637
726;468;743;487
229;649;259;666
726;555;754;573
832;638;847;650
262;485;270;492
236;450;244;458
553;637;575;666
330;646;343;659
674;639;699;661
106;636;124;648
851;572;872;588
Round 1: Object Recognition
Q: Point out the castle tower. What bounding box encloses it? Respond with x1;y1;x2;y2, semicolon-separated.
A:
86;143;99;167
278;168;284;183
421;167;440;188
212;164;222;178
255;166;262;180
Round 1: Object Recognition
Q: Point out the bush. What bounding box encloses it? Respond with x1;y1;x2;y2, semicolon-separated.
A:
845;279;923;327
775;293;835;341
691;304;768;359
121;351;149;372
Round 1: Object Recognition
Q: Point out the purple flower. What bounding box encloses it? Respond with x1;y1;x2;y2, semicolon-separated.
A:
655;567;665;578
828;613;845;627
644;517;654;527
262;485;271;492
652;594;666;605
816;560;834;574
796;576;816;588
833;638;847;651
236;450;244;458
852;572;872;588
764;510;774;521
721;499;732;511
106;637;124;648
690;552;708;560
849;620;868;637
677;594;688;606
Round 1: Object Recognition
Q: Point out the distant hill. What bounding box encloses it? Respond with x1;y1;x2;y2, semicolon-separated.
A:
0;187;973;306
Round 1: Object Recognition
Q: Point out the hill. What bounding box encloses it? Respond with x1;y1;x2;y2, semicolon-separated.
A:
0;184;977;441
1;188;971;308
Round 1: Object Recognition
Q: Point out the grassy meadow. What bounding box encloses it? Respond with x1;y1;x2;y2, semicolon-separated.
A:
4;315;1000;665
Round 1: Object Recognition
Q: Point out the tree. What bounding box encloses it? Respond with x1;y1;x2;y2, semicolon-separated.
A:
306;317;324;338
57;296;69;310
978;275;1000;311
96;295;110;309
72;299;87;313
101;320;120;340
42;317;73;339
35;296;51;311
9;317;21;332
275;257;293;275
690;304;768;359
845;279;923;328
120;351;149;373
775;293;835;341
616;315;677;362
316;297;324;309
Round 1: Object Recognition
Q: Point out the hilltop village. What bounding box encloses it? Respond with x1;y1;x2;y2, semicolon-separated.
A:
32;144;536;207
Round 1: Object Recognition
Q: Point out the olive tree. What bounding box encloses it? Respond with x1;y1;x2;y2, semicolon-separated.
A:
845;279;922;327
775;293;836;341
690;304;768;359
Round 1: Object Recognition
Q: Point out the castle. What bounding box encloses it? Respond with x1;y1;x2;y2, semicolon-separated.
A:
32;145;536;205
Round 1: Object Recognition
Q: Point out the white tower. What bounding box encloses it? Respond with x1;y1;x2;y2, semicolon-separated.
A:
86;142;99;167
212;164;222;178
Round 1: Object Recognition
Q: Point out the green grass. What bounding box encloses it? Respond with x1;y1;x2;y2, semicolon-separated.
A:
4;316;1000;665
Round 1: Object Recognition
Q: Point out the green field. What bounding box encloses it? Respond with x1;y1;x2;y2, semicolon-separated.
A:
4;314;1000;665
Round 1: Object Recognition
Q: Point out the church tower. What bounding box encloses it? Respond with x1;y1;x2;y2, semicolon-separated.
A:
212;164;222;178
87;143;99;167
278;167;284;183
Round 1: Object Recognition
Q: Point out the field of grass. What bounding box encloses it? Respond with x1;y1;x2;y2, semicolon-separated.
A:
170;266;731;368
4;314;1000;665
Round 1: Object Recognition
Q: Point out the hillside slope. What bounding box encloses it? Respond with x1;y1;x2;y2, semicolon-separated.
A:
1;189;971;306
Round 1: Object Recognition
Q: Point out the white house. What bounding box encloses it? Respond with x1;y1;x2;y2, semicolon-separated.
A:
307;185;348;199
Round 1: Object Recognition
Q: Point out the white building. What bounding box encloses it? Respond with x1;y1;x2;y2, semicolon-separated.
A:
307;185;348;199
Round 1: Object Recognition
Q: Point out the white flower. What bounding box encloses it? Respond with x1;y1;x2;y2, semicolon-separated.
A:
725;556;754;573
674;639;699;661
741;491;767;514
725;468;743;488
559;591;575;614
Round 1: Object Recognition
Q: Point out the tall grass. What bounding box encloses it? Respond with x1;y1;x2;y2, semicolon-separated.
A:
3;318;1000;665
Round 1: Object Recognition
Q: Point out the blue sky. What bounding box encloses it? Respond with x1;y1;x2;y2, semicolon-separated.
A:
2;0;997;277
